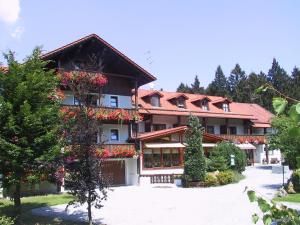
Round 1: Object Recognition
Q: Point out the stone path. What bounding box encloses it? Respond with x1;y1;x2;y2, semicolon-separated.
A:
32;165;297;225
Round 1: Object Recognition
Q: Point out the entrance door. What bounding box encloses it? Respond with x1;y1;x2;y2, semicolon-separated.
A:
102;160;125;186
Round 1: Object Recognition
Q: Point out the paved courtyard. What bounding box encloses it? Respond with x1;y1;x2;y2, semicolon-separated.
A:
32;165;294;225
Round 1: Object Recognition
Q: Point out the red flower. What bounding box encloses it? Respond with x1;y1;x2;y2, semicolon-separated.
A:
90;73;108;86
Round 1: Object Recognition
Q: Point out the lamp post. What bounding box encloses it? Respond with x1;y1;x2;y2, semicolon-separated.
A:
282;156;285;187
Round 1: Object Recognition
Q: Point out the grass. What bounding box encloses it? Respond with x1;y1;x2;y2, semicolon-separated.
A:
0;194;89;225
274;193;300;203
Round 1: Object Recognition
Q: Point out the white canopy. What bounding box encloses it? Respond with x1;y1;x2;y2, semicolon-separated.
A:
235;143;256;150
145;143;185;148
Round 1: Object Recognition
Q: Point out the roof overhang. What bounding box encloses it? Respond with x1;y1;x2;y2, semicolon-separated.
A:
235;143;256;150
40;34;156;86
145;143;185;148
141;90;164;99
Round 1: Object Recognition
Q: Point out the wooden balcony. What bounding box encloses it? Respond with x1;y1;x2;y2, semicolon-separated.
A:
217;134;266;144
102;143;136;152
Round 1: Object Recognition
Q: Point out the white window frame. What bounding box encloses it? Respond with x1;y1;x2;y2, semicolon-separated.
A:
110;129;119;142
222;103;229;112
110;96;119;108
150;95;160;107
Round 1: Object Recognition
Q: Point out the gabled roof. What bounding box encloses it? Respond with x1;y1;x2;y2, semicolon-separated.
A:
141;90;164;98
136;89;274;123
167;93;189;101
190;96;211;103
41;34;156;85
211;97;232;104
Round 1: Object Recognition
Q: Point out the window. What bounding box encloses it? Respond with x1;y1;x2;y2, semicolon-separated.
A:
87;94;98;107
222;103;229;112
74;97;80;105
201;100;209;111
150;96;160;107
92;132;98;144
207;126;215;134
110;129;119;141
110;96;118;108
220;125;227;134
144;149;153;168
153;124;166;131
177;97;185;108
143;149;182;169
229;127;237;135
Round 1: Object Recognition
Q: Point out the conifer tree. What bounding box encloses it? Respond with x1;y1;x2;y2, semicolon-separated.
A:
176;82;192;93
184;116;206;182
0;49;62;219
191;75;205;94
206;66;228;97
228;64;247;102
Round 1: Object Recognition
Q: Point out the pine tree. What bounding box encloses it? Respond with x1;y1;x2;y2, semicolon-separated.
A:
176;82;192;93
228;64;247;102
206;66;228;97
184;116;206;182
291;67;300;100
0;49;62;218
191;75;205;94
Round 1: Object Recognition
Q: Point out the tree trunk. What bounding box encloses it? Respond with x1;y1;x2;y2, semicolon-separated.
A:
14;181;22;223
87;191;92;225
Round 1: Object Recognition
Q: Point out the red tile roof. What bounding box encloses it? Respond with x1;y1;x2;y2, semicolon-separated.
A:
138;125;225;142
136;89;273;124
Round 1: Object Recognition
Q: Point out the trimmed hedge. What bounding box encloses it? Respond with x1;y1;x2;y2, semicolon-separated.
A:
204;173;219;187
217;171;234;185
291;169;300;192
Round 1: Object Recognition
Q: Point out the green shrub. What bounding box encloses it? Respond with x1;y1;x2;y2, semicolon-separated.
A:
231;170;245;183
217;171;234;185
0;216;14;225
204;173;219;187
207;154;229;172
291;169;300;192
211;142;247;173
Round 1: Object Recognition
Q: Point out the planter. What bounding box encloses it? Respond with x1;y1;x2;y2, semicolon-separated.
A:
174;178;182;187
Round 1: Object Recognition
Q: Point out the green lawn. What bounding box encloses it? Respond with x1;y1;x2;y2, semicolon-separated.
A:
0;194;90;225
274;193;300;203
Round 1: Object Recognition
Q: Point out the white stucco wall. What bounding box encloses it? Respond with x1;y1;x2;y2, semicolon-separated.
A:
152;115;178;129
62;91;132;108
101;124;129;144
253;144;265;163
125;158;139;185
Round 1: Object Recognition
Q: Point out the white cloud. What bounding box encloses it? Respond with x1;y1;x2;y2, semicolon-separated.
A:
10;25;24;39
0;0;20;23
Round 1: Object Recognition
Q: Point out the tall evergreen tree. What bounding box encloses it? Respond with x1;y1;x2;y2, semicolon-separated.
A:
266;59;290;111
228;64;247;102
291;67;300;100
206;66;228;97
184;116;206;182
191;75;205;94
0;49;62;219
176;82;192;93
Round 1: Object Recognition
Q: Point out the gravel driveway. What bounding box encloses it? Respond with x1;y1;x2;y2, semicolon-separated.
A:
32;165;293;225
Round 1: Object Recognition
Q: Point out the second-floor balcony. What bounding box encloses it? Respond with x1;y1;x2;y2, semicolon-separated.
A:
217;134;267;144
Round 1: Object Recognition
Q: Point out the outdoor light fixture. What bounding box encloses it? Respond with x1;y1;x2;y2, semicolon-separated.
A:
282;155;285;187
230;154;235;166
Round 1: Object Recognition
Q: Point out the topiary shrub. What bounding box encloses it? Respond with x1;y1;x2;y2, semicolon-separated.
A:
212;142;246;173
216;170;234;185
184;116;206;182
0;216;14;225
291;169;300;192
204;173;219;187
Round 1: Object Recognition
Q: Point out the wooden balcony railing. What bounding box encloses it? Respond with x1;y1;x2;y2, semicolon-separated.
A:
217;134;266;144
102;143;136;152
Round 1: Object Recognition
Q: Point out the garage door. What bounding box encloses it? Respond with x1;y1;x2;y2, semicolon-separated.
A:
102;160;125;186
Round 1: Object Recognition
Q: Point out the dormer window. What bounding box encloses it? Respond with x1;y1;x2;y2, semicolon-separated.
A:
201;100;209;111
177;97;186;108
150;95;160;107
222;103;229;112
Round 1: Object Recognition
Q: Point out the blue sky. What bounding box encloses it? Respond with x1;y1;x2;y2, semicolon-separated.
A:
0;0;299;90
